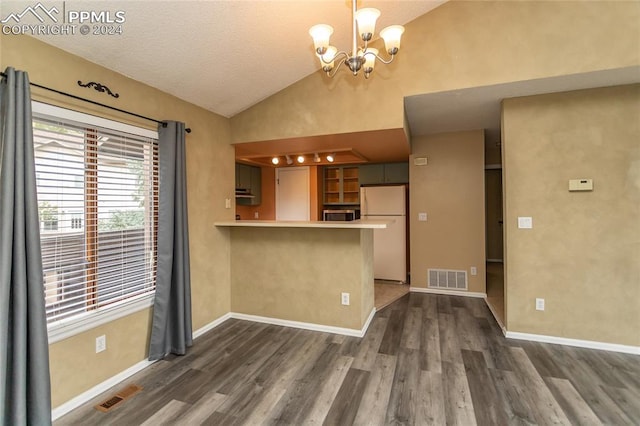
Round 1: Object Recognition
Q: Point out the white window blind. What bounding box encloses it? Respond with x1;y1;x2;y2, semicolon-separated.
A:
32;103;158;325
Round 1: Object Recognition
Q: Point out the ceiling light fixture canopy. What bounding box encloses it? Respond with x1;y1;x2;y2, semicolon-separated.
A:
309;0;405;79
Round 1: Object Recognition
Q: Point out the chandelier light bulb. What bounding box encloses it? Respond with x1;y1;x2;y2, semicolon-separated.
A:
362;48;378;77
320;46;338;72
309;24;333;55
380;25;405;55
354;8;380;41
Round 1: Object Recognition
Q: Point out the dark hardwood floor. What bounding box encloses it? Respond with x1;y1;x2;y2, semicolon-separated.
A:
56;293;640;425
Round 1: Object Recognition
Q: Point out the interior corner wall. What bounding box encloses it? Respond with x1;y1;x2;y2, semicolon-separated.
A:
502;84;640;347
231;0;640;144
409;130;486;293
1;34;235;407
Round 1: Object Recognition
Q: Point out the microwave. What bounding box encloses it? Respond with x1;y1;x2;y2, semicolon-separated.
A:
323;209;359;221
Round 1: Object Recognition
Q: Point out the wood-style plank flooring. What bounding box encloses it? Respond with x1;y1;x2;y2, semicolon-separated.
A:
374;282;409;310
56;293;640;425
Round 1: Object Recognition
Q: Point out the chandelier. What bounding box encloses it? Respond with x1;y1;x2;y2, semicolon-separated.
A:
309;0;405;79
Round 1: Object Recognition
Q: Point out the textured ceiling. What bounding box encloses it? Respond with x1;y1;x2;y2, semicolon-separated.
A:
23;0;445;118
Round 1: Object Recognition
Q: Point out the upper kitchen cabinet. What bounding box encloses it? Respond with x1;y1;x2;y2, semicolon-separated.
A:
359;162;409;185
236;163;261;206
324;166;359;205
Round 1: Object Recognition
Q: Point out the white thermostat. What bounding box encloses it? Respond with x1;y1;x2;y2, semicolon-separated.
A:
569;179;593;192
414;157;428;166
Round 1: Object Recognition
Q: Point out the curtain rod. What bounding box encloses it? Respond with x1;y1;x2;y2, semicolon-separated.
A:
1;71;192;133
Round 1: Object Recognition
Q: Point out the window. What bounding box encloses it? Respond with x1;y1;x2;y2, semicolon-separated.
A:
32;102;158;331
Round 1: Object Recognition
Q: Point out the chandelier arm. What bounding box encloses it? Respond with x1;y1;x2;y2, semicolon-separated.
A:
319;50;349;65
327;57;349;78
370;52;397;65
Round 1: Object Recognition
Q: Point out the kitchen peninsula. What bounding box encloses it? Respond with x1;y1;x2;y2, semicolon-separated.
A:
214;220;388;336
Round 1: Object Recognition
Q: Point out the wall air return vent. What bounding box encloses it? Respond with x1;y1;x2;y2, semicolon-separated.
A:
428;269;467;290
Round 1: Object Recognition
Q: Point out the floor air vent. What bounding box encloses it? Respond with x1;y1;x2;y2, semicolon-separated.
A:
428;269;467;290
95;384;143;413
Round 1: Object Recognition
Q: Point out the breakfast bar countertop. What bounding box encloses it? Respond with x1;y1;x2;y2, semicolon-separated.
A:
214;220;389;229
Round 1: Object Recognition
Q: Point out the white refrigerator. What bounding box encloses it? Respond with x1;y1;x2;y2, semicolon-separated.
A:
360;185;407;282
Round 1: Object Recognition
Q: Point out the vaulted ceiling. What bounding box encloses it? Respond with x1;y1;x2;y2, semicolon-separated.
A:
27;0;444;118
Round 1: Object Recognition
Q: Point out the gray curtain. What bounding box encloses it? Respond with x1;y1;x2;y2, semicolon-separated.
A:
148;121;192;361
0;68;52;424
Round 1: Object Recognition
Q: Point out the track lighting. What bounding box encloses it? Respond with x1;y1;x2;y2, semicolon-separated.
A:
286;155;293;165
326;153;335;163
271;157;279;165
314;153;321;163
297;155;305;163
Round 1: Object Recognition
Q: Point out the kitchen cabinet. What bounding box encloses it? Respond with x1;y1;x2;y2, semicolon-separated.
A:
324;166;359;205
359;162;409;185
236;163;261;206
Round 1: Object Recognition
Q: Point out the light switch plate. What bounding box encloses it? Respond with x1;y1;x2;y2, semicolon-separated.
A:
518;217;533;229
418;213;427;221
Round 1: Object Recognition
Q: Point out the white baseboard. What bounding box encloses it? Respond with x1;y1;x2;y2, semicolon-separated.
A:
52;312;233;421
505;331;640;355
230;308;376;338
483;299;506;334
410;287;487;299
193;312;233;339
51;358;156;421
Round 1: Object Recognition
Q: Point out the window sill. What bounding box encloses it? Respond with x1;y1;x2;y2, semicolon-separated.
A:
47;294;155;344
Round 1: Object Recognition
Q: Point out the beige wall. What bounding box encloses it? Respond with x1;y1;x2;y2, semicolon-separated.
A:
1;34;235;406
502;85;640;346
410;130;486;293
2;0;639;409
229;227;374;331
231;0;640;143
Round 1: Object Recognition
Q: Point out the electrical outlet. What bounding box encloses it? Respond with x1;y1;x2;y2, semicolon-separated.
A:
341;292;350;306
96;335;106;353
418;212;427;221
535;298;545;311
518;216;533;229
470;266;477;276
254;211;259;219
225;198;231;209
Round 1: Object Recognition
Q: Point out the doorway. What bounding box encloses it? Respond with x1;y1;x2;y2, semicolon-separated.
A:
276;167;310;221
485;167;505;327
